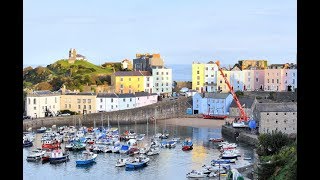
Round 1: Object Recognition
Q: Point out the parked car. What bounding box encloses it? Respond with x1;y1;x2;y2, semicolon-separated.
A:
57;113;71;116
23;115;31;120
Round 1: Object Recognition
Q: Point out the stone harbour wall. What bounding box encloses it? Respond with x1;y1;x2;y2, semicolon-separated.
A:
23;98;192;131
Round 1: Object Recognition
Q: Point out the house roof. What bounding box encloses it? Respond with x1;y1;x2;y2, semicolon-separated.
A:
151;93;158;95
199;93;231;99
255;102;297;112
27;90;61;96
230;96;255;108
97;93;118;98
118;93;135;98
65;92;95;95
114;71;151;76
134;92;150;97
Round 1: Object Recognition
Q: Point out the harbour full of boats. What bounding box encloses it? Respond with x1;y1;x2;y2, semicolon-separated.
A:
24;125;252;178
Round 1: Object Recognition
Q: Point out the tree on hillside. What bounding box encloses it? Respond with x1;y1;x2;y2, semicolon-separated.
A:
36;82;53;91
257;131;293;156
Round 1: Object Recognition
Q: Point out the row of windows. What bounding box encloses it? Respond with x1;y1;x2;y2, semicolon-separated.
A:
263;127;294;133
156;72;169;75
267;119;294;123
99;104;133;109
76;99;92;103
156;77;169;80
267;72;296;77
28;97;58;105
120;84;141;88
42;105;55;109
78;105;92;110
78;111;91;114
155;88;169;92
266;112;295;115
155;83;169;87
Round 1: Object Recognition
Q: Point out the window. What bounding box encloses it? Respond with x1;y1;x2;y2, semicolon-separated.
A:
268;86;270;90
276;120;278;123
28;98;30;104
123;99;125;102
166;77;168;80
248;78;250;82
248;72;251;76
156;77;159;80
89;111;91;114
89;105;91;110
120;77;123;81
285;80;287;84
211;75;214;77
88;99;91;103
129;85;132;88
55;97;57;103
284;113;286;115
111;98;113;102
197;82;200;85
205;75;208;77
100;99;103;103
34;107;36;110
267;113;269;115
127;104;129;108
225;74;227;77
111;105;113;109
197;71;199;74
276;128;278;131
292;79;295;84
147;83;149;87
276;113;278;115
293;112;295;115
78;111;80;114
65;104;67;108
220;80;222;83
42;106;44;110
45;98;47;104
77;99;81;103
69;104;71;108
166;72;168;75
100;105;102;109
130;98;132;102
156;72;159;75
197;76;200;80
147;77;150;81
84;105;86;109
156;83;159;87
277;73;279;76
206;67;208;70
53;105;55;109
237;81;239;84
277;79;279;84
138;78;140;81
272;79;274;83
83;99;86;103
33;98;36;105
284;120;287;123
78;105;81;109
166;83;168;86
161;72;164;75
293;73;295;76
267;79;269;83
120;84;123;88
129;78;131;81
256;78;259;82
284;128;286;130
162;77;164;80
268;73;269;76
138;98;140;100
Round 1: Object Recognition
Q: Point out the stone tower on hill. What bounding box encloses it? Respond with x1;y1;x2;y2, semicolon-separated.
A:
68;48;77;64
68;48;87;64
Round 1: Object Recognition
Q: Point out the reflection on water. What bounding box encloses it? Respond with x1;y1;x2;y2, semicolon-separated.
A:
23;121;254;180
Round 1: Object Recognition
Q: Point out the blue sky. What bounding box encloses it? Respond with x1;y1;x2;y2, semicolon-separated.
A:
24;0;296;66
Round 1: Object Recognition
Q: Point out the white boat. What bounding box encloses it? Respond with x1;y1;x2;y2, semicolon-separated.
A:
115;158;130;167
186;170;207;178
135;154;150;163
139;144;150;154
171;137;181;142
26;148;46;161
232;121;248;128
146;147;160;156
136;134;145;141
111;145;121;153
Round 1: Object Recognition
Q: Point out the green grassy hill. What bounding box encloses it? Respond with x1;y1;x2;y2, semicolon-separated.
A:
23;59;118;91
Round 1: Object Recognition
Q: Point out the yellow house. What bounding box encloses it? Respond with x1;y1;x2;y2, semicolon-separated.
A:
60;92;97;114
217;69;231;93
192;63;205;92
111;71;151;94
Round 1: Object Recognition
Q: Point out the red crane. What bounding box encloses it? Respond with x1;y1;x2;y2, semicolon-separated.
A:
215;61;249;122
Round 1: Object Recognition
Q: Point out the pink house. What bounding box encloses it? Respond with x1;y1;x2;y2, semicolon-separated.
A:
264;69;284;91
253;70;265;90
135;92;158;107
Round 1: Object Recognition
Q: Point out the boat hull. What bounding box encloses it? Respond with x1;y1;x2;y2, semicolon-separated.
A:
49;155;69;164
76;158;96;165
203;114;227;119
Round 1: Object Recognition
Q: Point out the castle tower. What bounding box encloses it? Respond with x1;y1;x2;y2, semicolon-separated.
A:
68;48;77;64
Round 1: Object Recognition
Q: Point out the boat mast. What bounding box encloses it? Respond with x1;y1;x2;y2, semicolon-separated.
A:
146;114;149;138
101;113;103;128
108;115;110;129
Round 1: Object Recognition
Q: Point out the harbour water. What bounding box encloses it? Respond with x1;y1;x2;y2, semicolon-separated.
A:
23;120;254;180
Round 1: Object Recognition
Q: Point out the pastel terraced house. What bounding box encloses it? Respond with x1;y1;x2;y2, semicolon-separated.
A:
111;71;152;94
60;92;96;115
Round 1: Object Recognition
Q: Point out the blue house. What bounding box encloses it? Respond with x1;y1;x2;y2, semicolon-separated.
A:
192;92;233;115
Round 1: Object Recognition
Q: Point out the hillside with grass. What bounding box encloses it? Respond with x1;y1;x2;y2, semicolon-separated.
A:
23;59;121;91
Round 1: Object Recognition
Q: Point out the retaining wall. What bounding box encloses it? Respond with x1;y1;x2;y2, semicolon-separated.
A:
221;125;258;146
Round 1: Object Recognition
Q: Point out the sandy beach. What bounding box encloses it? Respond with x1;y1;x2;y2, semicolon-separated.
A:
157;117;226;128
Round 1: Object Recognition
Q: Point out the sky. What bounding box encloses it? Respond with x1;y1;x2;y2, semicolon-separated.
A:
23;0;297;67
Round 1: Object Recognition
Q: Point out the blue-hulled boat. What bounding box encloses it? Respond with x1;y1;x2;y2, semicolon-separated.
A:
125;155;149;170
23;139;33;147
119;145;129;154
211;159;231;164
76;151;97;165
49;149;69;164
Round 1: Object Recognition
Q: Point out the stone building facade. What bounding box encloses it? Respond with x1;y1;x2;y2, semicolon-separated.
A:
229;97;257;119
253;102;297;135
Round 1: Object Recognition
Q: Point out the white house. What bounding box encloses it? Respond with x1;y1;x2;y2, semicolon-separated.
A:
135;92;158;107
118;94;136;110
26;90;61;118
230;67;245;92
96;93;120;112
152;67;172;97
204;62;218;92
192;92;233;115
